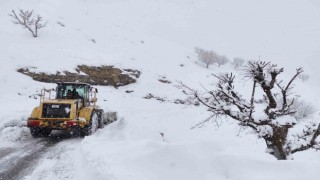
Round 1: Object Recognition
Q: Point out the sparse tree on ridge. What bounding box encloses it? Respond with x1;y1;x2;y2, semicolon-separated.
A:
182;61;320;160
9;9;47;37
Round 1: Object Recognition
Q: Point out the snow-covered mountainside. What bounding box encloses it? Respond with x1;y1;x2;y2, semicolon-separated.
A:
1;0;320;179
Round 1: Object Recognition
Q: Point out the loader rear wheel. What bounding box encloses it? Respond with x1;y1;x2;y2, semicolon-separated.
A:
30;127;51;138
30;127;40;137
69;127;81;136
80;111;99;136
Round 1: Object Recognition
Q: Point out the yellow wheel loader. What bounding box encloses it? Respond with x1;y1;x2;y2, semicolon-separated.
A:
27;82;105;137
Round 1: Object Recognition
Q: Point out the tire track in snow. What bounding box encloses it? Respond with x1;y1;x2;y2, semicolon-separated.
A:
0;133;75;180
0;148;14;160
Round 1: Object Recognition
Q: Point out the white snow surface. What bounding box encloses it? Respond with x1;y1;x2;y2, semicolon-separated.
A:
1;0;320;179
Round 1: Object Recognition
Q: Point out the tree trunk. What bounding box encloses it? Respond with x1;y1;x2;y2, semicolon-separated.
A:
264;126;289;160
265;89;277;109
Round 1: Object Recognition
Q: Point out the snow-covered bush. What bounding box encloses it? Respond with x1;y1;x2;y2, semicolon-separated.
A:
291;100;316;121
182;61;320;160
9;9;47;37
276;98;316;121
232;58;245;69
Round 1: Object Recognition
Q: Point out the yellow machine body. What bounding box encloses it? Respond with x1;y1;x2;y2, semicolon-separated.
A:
27;82;102;137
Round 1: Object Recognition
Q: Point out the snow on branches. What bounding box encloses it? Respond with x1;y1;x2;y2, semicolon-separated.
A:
182;61;320;160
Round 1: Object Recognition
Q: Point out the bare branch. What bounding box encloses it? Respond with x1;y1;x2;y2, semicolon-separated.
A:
281;68;304;110
190;114;217;129
292;123;320;154
285;68;303;92
249;80;257;120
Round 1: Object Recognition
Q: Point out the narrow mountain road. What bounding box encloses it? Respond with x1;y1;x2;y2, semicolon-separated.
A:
0;132;80;180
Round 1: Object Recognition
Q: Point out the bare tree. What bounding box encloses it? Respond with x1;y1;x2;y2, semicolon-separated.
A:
195;47;217;68
9;9;47;37
232;58;245;69
216;55;229;67
195;47;229;68
182;61;320;160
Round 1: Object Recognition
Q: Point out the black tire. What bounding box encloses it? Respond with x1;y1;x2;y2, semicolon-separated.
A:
30;127;40;137
41;129;52;137
81;111;99;136
97;109;105;129
70;127;81;137
30;127;51;138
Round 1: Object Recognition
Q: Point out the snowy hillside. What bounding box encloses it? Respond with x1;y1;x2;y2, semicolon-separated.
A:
1;0;320;179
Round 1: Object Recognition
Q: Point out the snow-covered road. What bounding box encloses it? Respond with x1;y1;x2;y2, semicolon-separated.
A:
0;131;81;180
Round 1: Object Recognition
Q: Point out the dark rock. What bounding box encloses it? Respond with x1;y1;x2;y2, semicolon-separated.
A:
158;79;171;84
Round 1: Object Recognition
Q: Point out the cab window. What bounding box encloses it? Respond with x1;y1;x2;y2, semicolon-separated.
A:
56;84;85;99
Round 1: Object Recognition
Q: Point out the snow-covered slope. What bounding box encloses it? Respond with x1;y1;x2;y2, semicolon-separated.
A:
1;0;320;179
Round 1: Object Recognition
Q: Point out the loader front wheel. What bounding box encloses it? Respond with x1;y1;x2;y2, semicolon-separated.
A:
81;111;99;136
97;109;105;129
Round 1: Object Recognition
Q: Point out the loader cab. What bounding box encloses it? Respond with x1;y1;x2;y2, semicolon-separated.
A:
56;82;91;102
